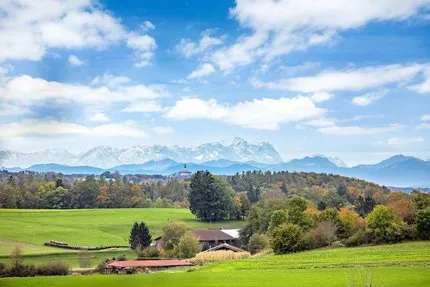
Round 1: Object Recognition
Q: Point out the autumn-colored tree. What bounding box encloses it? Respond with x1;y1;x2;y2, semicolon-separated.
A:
337;208;365;239
386;192;415;224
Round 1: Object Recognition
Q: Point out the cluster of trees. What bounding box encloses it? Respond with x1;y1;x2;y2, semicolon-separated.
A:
188;171;247;221
239;191;430;255
0;172;188;209
128;221;200;259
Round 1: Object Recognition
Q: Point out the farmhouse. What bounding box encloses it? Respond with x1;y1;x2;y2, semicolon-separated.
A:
154;228;241;251
106;259;192;273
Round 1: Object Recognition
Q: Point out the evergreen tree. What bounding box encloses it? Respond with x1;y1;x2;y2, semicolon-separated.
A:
189;171;234;222
129;222;152;250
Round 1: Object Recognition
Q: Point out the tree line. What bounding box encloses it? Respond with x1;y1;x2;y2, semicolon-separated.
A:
0;171;188;209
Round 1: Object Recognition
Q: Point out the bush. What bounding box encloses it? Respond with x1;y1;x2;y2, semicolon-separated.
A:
248;233;269;254
416;207;430;239
95;260;109;274
36;262;69;276
191;251;250;265
176;232;201;258
304;221;337;249
271;223;304;254
344;229;371;247
0;262;6;275
116;255;127;261
161;222;188;250
139;247;160;258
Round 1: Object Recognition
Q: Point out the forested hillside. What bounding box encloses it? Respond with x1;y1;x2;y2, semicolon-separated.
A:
0;169;400;211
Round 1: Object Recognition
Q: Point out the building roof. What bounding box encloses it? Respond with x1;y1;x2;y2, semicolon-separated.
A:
220;229;240;239
192;229;235;242
203;243;245;253
107;259;192;269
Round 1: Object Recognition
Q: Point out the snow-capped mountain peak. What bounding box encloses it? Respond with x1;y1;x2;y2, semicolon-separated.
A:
1;138;283;168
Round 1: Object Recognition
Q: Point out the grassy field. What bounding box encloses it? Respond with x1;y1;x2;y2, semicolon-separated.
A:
1;242;429;287
0;208;243;258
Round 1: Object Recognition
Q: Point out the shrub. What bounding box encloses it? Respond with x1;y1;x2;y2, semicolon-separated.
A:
248;233;269;254
0;262;6;275
139;247;160;258
304;221;337;249
176;232;201;258
36;262;69;276
416;207;430;239
191;251;250;265
161;222;188;250
344;230;371;247
271;223;304;254
95;260;109;274
366;205;406;243
116;255;127;261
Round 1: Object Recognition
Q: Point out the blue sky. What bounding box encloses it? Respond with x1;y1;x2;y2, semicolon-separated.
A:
0;0;430;165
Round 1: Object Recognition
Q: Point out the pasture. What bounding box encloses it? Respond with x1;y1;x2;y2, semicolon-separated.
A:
1;242;429;287
0;208;243;258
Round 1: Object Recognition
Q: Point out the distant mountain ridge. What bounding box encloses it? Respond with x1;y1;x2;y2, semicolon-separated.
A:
0;138;282;168
6;154;430;188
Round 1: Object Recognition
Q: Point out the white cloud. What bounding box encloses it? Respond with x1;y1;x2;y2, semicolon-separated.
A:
192;0;430;73
318;123;401;136
254;64;426;93
310;92;334;103
188;63;216;79
90;73;131;88
386;137;424;146
122;101;163;113
0;0;156;66
352;90;388;106
177;31;223;58
0;120;146;139
141;21;155;31
68;54;84;66
126;33;157;67
89;112;110;123
166;96;325;130
0;73;166;116
421;114;430;122
409;68;430;93
151;126;174;135
418;114;430;129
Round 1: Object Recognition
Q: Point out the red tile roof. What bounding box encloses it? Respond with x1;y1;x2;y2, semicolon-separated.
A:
107;259;192;269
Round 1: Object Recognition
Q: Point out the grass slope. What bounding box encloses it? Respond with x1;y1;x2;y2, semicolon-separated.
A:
0;208;243;257
1;242;429;287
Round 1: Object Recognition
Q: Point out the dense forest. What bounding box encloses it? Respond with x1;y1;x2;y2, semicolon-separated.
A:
0;170;391;210
187;171;430;254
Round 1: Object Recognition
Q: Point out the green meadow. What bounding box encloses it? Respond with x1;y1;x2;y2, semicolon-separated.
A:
0;208;243;259
1;242;429;287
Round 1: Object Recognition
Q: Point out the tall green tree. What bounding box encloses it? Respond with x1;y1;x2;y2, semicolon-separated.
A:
416;207;430;239
189;171;235;222
367;205;405;243
129;222;152;250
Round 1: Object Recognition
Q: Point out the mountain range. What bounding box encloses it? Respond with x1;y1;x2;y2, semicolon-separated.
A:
1;139;429;187
0;138;282;168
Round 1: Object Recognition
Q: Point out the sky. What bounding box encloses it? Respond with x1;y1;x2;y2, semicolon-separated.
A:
0;0;430;166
